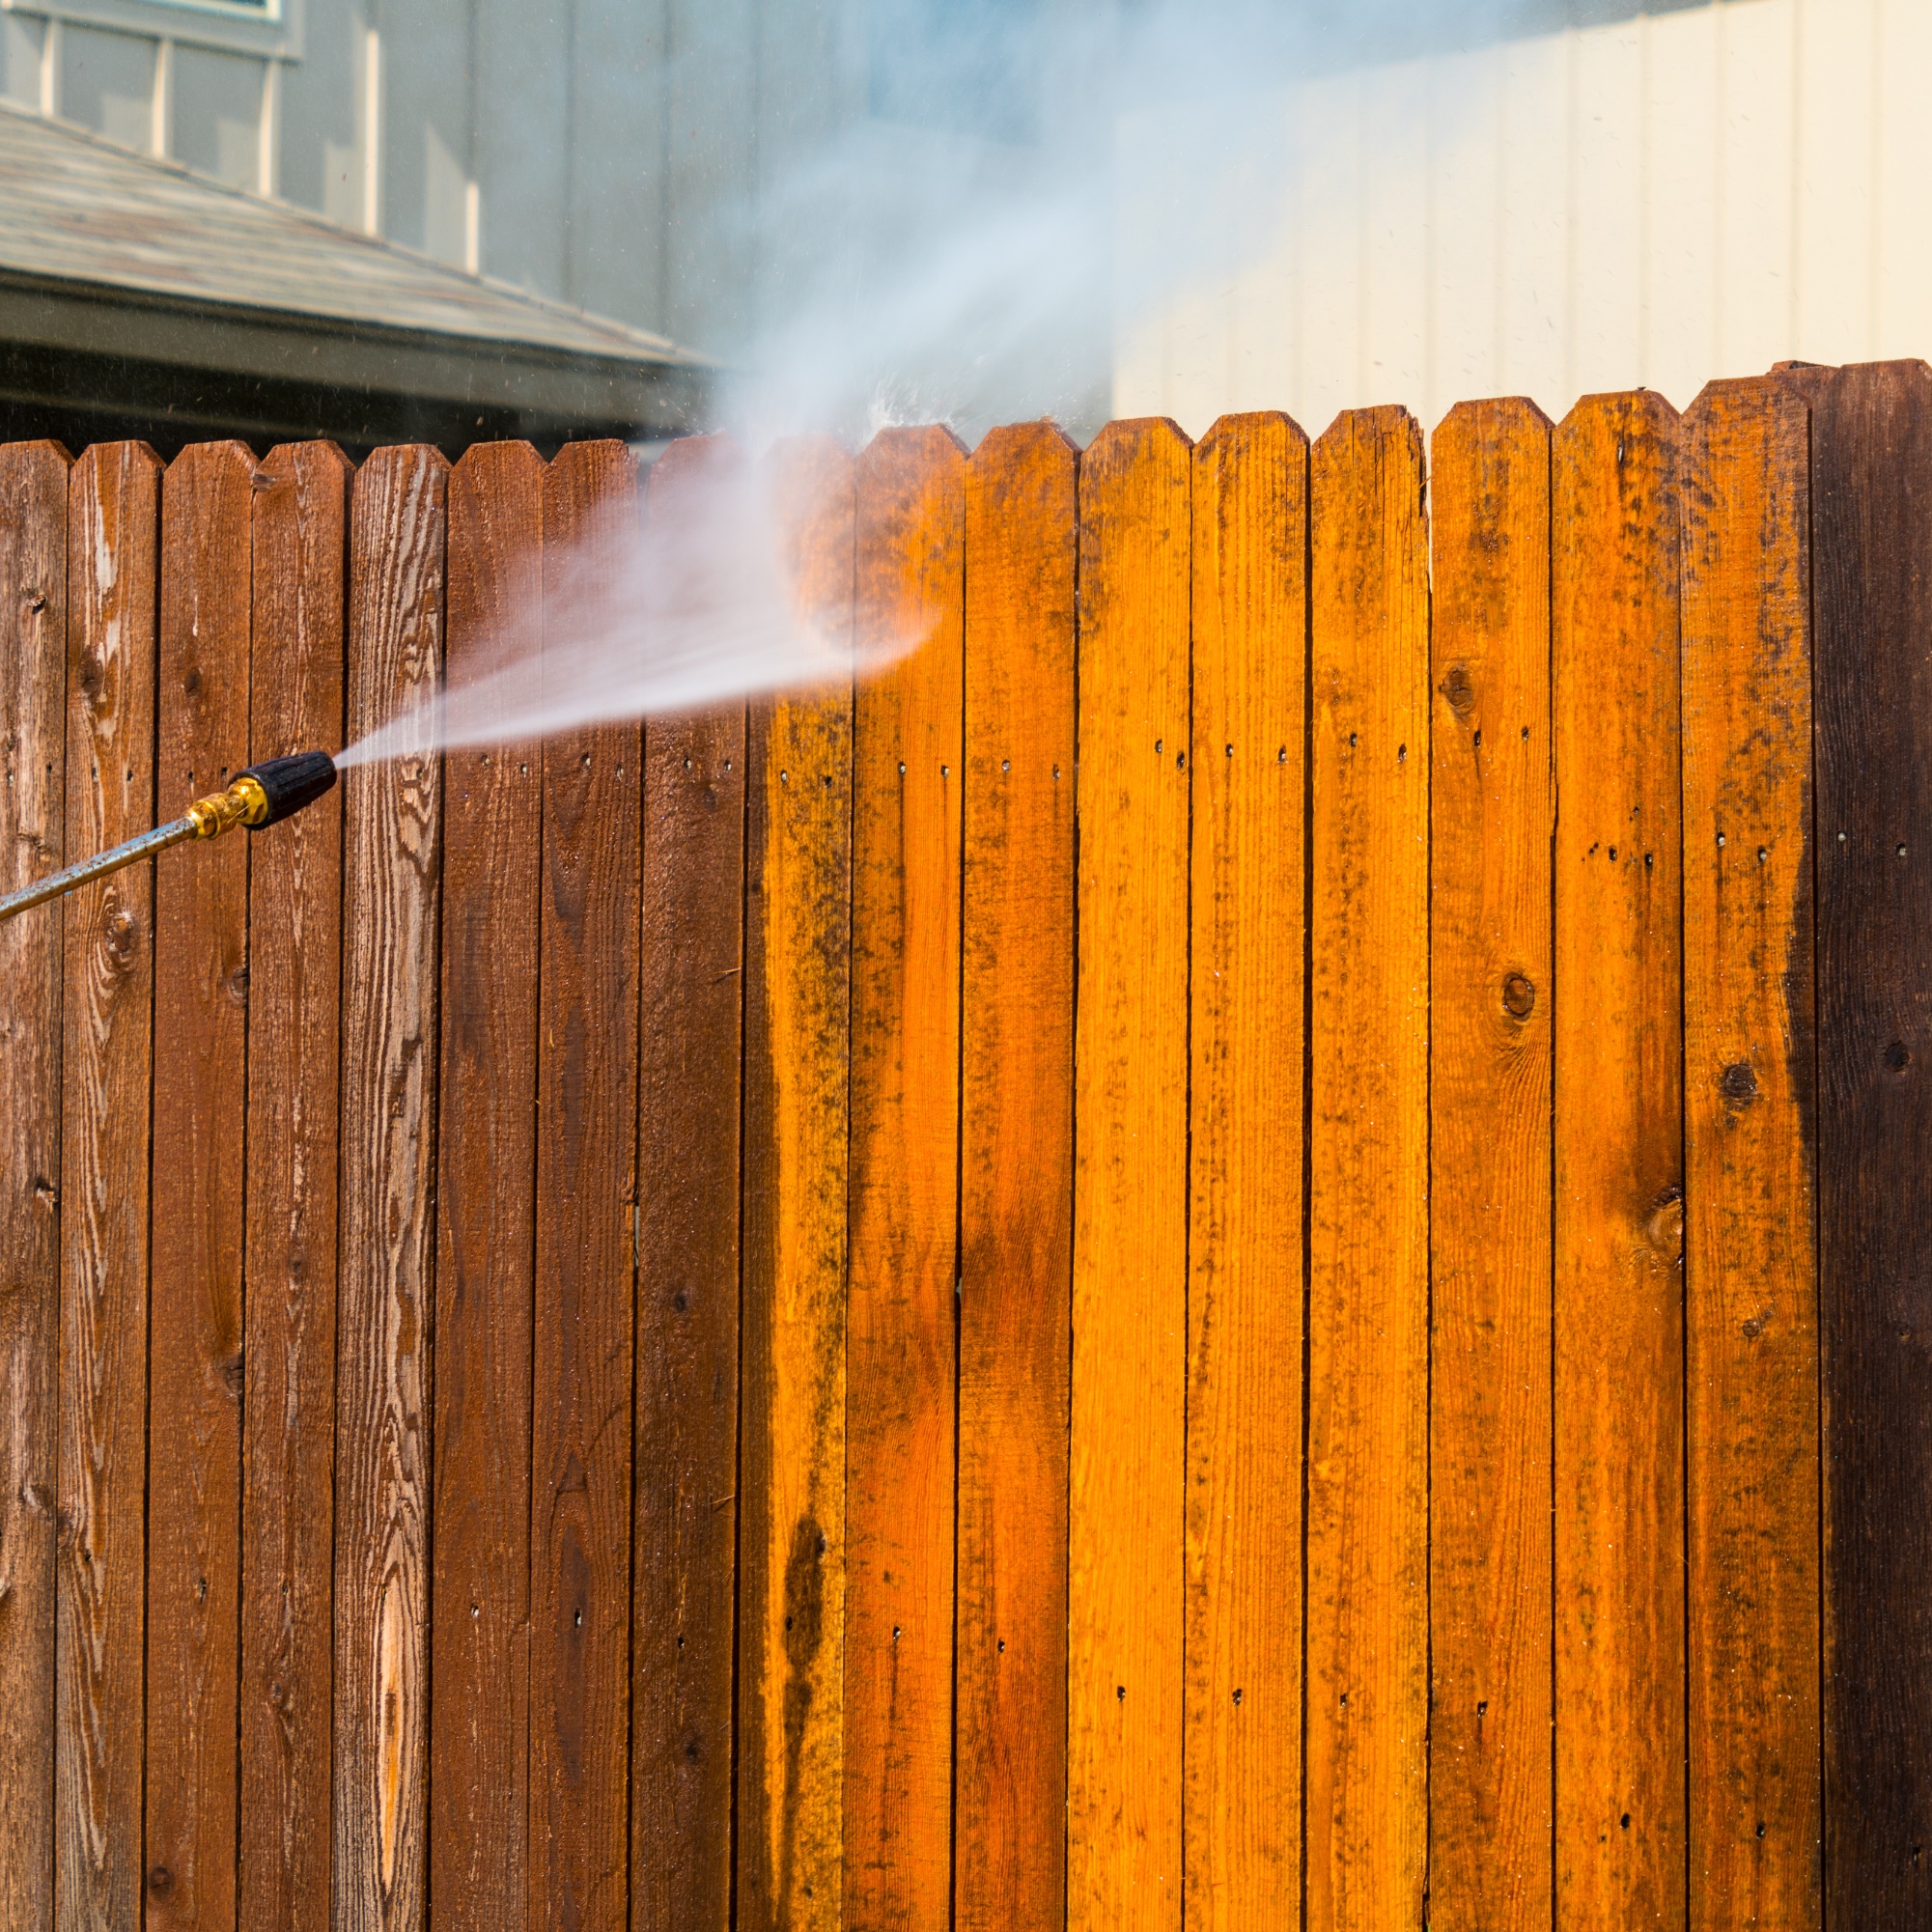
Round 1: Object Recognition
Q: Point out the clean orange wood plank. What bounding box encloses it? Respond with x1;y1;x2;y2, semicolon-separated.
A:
430;439;544;1932
530;440;641;1932
736;437;854;1932
1427;399;1554;1930
145;439;254;1930
631;434;747;1932
0;439;69;1932
241;438;350;1932
1679;378;1821;1932
843;423;965;1929
333;444;447;1932
1183;411;1307;1930
955;419;1076;1932
1068;415;1190;1932
1552;391;1686;1928
57;440;160;1927
1305;406;1430;1932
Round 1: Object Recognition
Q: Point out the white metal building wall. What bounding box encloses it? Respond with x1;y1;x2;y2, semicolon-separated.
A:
1114;0;1932;435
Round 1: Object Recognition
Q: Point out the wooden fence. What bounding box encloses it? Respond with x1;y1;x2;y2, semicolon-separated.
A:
0;360;1926;1931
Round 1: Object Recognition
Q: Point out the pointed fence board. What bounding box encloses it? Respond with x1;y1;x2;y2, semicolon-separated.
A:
843;425;966;1931
631;434;748;1932
57;440;160;1930
1184;410;1307;1931
530;440;642;1932
0;439;68;1932
241;437;350;1932
1679;378;1821;1932
1068;415;1192;1932
1552;391;1687;1926
332;444;447;1932
145;438;255;1932
1426;398;1554;1931
430;439;545;1931
956;419;1077;1932
736;436;854;1932
1305;406;1431;1932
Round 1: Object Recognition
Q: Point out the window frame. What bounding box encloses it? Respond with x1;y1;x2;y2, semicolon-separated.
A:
0;0;302;61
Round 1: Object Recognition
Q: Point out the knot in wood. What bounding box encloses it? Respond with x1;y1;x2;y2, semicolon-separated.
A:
1442;663;1475;717
1719;1061;1759;1108
1501;973;1536;1019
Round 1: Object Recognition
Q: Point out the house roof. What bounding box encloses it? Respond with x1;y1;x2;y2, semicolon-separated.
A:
0;100;715;446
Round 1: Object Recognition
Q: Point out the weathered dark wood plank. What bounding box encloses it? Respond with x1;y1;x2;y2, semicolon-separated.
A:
57;440;160;1930
333;444;446;1932
145;438;254;1931
736;437;853;1932
843;424;965;1930
955;419;1076;1932
1680;377;1821;1932
0;439;70;1932
241;438;350;1932
631;434;746;1932
1779;356;1932;1921
1427;398;1554;1931
430;439;544;1932
530;440;640;1932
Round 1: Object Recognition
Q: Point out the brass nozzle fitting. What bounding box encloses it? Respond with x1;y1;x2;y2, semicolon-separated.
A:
184;774;269;841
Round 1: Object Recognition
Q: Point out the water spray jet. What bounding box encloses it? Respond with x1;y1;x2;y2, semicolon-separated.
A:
0;750;338;926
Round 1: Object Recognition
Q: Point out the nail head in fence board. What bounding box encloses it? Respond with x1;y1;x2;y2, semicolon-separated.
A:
430;439;544;1930
843;424;966;1929
1069;415;1190;1932
333;443;447;1932
1778;357;1932;1921
0;438;69;1932
1551;392;1686;1926
146;438;254;1930
956;419;1076;1932
57;440;159;1928
242;439;350;1932
1679;378;1821;1932
1427;398;1554;1930
631;434;748;1932
531;439;642;1932
1185;410;1308;1927
736;436;853;1932
1305;406;1430;1932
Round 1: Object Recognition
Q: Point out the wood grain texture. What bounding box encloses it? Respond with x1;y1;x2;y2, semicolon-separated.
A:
430;439;544;1932
241;439;350;1932
1184;411;1306;1932
736;437;853;1932
333;444;447;1932
57;440;159;1931
145;439;254;1931
1427;399;1554;1930
1068;416;1190;1932
0;439;69;1932
631;434;747;1932
956;419;1076;1932
843;424;965;1931
1679;378;1820;1932
530;440;641;1932
1305;407;1430;1932
1775;357;1932;1921
1552;392;1686;1928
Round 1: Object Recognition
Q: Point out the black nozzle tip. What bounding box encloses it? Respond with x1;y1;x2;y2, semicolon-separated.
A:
239;750;338;828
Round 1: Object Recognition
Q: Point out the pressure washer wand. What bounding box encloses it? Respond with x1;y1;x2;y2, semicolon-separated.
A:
0;750;338;926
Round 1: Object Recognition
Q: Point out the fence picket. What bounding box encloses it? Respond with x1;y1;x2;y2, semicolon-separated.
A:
1680;378;1821;1932
956;419;1077;1932
431;439;545;1930
0;439;69;1932
57;441;160;1930
1552;391;1687;1925
1068;416;1191;1932
1427;399;1554;1930
1306;406;1431;1932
